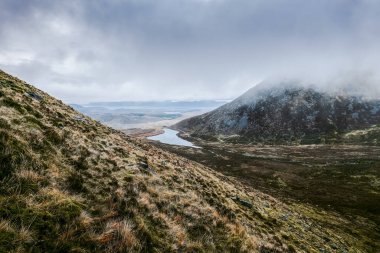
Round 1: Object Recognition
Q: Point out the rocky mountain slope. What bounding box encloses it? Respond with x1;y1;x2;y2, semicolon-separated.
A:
174;83;380;144
0;70;377;252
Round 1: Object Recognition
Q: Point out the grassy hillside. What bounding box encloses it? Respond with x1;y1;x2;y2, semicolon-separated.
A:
152;139;380;245
0;70;377;252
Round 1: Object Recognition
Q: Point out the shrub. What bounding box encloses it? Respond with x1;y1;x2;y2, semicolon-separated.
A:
66;171;87;193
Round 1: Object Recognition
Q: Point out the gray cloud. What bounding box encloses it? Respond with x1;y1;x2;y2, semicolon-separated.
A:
1;0;379;102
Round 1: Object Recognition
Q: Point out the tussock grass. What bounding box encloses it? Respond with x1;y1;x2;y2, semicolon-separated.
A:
0;69;375;252
0;130;42;180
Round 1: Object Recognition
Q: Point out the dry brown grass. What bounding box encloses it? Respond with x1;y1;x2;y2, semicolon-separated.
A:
0;70;374;252
15;169;43;182
97;219;141;253
0;220;33;245
0;220;14;233
17;226;33;244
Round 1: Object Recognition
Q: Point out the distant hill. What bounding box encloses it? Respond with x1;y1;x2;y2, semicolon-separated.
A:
174;82;380;144
0;70;375;252
82;100;229;109
71;100;227;130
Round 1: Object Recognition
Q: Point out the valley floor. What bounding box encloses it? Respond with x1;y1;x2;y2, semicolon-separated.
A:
149;138;380;250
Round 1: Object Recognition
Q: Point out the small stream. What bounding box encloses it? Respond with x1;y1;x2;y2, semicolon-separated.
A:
148;128;198;148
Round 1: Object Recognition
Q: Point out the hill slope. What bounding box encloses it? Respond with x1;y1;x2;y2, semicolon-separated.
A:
174;83;380;144
0;71;378;252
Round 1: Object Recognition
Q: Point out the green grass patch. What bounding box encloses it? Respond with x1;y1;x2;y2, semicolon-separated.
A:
0;228;18;252
24;104;44;118
24;115;46;129
0;97;26;114
0;195;86;252
66;170;87;193
0;131;34;179
0;118;10;130
45;127;63;145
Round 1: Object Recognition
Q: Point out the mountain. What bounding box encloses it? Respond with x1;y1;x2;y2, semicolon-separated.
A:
174;82;380;144
0;70;376;252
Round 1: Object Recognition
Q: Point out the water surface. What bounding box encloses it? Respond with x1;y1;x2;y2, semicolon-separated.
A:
148;128;198;148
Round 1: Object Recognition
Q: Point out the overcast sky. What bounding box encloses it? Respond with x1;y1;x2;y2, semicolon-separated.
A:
1;0;379;103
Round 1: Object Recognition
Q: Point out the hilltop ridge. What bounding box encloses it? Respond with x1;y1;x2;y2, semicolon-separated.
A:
0;70;378;252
